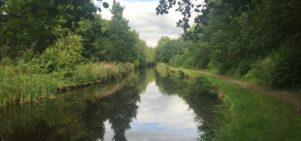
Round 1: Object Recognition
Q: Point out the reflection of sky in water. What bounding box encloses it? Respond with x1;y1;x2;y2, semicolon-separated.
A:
103;81;199;141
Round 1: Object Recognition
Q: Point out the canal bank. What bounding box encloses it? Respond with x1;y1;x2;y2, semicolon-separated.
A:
157;63;301;141
0;62;134;106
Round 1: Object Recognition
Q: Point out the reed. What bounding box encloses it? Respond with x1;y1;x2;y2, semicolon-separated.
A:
0;66;58;106
71;62;134;83
0;62;134;106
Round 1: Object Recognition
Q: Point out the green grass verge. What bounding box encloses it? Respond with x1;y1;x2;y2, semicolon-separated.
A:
157;63;301;141
0;62;134;106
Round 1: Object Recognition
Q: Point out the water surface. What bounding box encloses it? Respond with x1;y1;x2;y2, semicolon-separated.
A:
104;81;198;141
0;69;219;141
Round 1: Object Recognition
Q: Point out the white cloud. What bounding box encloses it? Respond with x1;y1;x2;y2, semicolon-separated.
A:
98;0;183;47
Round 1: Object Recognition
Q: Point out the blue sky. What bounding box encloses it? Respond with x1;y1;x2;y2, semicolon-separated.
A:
97;0;183;47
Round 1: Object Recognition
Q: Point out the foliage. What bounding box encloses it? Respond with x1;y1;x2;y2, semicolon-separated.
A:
155;0;301;88
247;36;301;88
0;0;96;57
0;0;154;106
0;0;153;65
38;33;83;72
155;37;182;63
105;0;137;62
156;0;209;33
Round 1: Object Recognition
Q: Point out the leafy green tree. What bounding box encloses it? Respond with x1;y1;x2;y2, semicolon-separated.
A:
155;37;181;63
132;31;154;66
156;0;301;88
106;0;137;62
75;14;105;59
0;0;97;58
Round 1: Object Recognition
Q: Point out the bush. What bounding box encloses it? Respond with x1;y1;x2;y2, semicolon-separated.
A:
247;55;275;83
269;49;301;88
247;36;301;88
38;33;83;73
0;57;13;66
236;60;252;76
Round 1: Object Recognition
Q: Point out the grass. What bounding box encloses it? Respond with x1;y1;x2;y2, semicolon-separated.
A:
71;62;133;84
0;68;58;106
157;63;301;141
0;62;134;106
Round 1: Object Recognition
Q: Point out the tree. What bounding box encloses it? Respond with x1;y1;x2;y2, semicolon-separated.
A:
0;0;97;58
156;0;210;34
106;0;137;62
155;37;182;63
155;0;301;88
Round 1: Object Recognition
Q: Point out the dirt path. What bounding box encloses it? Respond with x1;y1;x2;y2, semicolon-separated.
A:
200;71;301;112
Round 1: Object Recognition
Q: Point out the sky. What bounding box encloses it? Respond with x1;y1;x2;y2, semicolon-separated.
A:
97;0;183;47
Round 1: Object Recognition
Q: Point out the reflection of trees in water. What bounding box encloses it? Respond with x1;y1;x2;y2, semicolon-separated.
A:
106;69;153;141
0;93;88;141
0;70;148;141
154;71;220;141
107;87;140;141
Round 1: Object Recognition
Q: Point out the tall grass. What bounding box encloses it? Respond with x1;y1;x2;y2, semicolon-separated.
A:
0;66;58;106
72;62;134;83
0;62;134;106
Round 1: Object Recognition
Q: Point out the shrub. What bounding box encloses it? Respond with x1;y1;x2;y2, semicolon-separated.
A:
38;33;83;73
236;60;252;76
247;55;275;83
0;57;13;66
247;36;301;88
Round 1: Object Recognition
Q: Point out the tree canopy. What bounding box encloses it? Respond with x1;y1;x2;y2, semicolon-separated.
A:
155;0;301;88
0;0;154;66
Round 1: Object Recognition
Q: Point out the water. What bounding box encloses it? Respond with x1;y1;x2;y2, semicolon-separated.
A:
0;69;219;141
103;81;198;141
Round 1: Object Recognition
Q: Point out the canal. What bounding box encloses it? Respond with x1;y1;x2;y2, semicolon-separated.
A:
0;69;220;141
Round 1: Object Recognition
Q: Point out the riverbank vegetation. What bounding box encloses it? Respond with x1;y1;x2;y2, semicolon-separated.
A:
0;62;133;106
0;0;154;105
155;0;301;89
156;63;301;141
